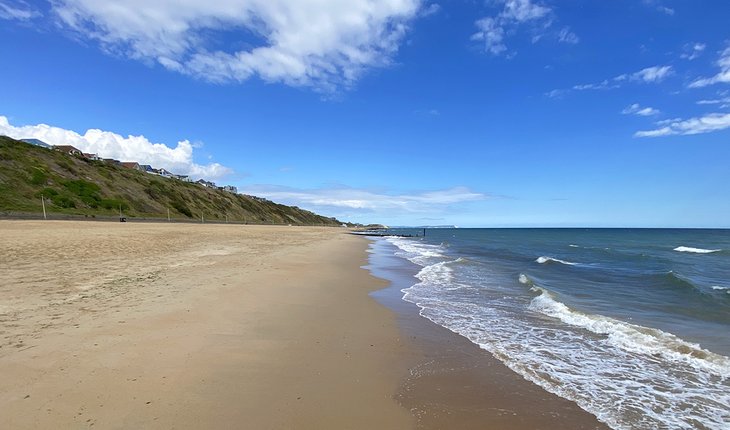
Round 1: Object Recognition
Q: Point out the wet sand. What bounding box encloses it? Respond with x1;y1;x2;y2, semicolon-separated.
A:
367;238;610;430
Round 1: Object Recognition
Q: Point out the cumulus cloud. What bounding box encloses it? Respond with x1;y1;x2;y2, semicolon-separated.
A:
472;0;576;56
689;45;730;88
0;116;232;179
622;103;660;116
50;0;421;92
237;184;487;214
634;113;730;137
0;0;39;20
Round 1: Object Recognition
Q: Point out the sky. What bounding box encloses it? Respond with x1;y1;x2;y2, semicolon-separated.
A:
1;0;729;228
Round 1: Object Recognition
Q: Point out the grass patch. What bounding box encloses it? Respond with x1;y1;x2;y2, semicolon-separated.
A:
63;179;101;208
30;167;48;185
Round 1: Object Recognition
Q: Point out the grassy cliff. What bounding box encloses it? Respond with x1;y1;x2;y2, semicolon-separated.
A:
0;136;342;225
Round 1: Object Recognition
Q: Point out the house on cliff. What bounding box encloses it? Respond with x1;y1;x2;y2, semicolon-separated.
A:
53;145;83;156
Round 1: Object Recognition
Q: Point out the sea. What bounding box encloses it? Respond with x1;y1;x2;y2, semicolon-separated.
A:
373;228;730;430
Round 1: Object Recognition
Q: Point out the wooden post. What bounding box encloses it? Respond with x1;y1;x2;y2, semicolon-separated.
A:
201;213;204;223
225;214;228;223
41;197;47;220
423;228;426;237
167;208;170;222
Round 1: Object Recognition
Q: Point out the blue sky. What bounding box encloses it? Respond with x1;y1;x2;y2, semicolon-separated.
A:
1;0;729;227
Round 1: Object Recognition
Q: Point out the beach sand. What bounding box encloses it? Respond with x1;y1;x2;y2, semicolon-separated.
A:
0;220;608;429
0;221;412;429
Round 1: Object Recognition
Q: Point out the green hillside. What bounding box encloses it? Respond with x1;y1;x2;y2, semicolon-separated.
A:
0;136;342;225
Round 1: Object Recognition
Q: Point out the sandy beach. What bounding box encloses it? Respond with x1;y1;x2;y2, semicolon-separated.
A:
0;220;609;429
0;221;412;429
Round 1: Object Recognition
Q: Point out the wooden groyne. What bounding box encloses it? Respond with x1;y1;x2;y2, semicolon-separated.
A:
350;228;425;238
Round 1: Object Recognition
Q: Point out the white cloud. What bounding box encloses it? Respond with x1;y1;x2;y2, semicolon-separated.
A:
696;96;730;108
472;17;507;55
501;0;550;22
237;184;487;214
681;42;706;60
0;116;232;180
626;65;673;83
51;0;421;91
555;65;673;96
654;117;682;126
572;80;617;91
472;0;562;56
642;0;674;15
419;3;440;17
544;89;566;98
689;45;730;88
0;0;38;20
696;98;729;105
634;113;730;137
558;27;579;44
622;103;660;116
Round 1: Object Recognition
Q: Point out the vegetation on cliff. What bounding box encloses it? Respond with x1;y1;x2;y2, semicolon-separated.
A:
0;136;342;225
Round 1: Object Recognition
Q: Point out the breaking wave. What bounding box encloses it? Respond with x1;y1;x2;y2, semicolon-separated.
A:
674;246;722;254
536;256;577;266
518;273;534;287
382;234;730;429
528;286;730;376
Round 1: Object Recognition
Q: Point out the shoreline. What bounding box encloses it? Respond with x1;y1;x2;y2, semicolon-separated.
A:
2;220;610;429
0;221;412;428
366;237;610;429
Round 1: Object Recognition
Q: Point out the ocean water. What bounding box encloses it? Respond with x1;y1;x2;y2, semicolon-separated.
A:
380;228;730;430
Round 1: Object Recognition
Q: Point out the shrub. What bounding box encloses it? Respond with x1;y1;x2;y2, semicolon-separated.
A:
171;200;193;217
57;159;76;174
63;179;100;195
63;179;101;208
100;198;129;211
144;186;161;200
38;187;58;198
51;194;76;208
30;168;48;185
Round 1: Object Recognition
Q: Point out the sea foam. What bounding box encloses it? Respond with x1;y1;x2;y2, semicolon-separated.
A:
536;256;577;266
674;246;721;254
384;235;730;430
528;286;730;376
518;273;532;286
